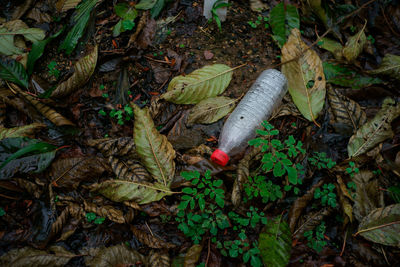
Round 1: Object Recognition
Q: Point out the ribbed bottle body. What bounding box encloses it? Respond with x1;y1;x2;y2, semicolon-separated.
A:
218;69;287;156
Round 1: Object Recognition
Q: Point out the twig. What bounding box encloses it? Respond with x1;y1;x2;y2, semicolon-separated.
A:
205;237;211;267
340;229;348;257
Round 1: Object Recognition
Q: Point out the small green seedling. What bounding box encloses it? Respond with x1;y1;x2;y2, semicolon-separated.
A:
243;175;283;203
304;222;327;253
47;61;60;78
367;34;375;44
86;212;96;222
0;207;5;216
308;152;336;170
346;161;359;178
314;183;337;208
209;0;231;32
248;15;269;29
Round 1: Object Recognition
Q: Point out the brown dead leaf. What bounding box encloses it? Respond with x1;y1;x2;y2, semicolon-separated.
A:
137;18;156;49
147;250;170;267
130;225;175;249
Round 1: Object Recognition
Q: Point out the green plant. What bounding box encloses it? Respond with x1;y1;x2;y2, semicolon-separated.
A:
314;183;337;208
0;207;5;216
47;61;60;78
243;175;283;203
248;15;269;29
217;234;263;266
367;34;375;44
346;161;359;178
209;0;230;32
86;212;96;222
304;222;327;253
248;121;305;185
308;152;336;170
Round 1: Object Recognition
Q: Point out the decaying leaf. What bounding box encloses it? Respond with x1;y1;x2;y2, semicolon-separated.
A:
147;250;170;267
131;225;175;249
342;23;367;63
84;201;125;224
335;183;353;223
51;45;98;98
50;157;110;189
288;180;324;232
270;101;301;119
281;28;326;125
56;0;83;12
187;96;236;125
87;137;137;158
109;156;151;182
161;64;233;104
357;204;400;247
84;244;145;267
0;246;76;267
0;123;45;140
250;0;268;12
368;53;400;81
133;104;175;187
258;216;292;267
327;86;367;133
318;37;343;60
0;19;45;56
13;178;41;198
352;170;384;222
50;206;71;237
183;244;203;267
293;208;332;238
91;179;175;204
9;84;75;126
348;98;400;158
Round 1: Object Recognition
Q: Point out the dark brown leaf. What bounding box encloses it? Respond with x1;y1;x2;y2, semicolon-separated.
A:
184;244;202;267
147;250;170;267
84;201;125;224
131;225;175;249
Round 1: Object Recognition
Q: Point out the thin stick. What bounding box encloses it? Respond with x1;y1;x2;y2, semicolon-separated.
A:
205;237;211;267
340;229;348;257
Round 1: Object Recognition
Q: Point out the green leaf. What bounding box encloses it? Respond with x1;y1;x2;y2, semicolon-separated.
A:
358;204;400;247
273;161;285;177
348;98;400;157
115;3;137;19
187;96;236;125
91;179;174;204
343;25;367;63
0;58;28;88
281;28;326;124
133;104;175;186
0;137;56;179
161;64;233;104
86;212;96;222
323;62;382;89
0;20;45;56
367;54;400;81
27;29;63;75
388;186;400;203
151;0;165;18
259;216;292;267
269;2;299;47
135;0;157;10
59;0;99;55
0;123;45;141
318;37;343;60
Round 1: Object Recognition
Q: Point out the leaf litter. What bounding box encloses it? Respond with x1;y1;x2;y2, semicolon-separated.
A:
0;1;400;266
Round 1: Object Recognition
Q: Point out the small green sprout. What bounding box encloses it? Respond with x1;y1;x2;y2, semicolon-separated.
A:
209;0;230;32
314;183;337;208
0;207;5;216
86;212;96;222
346;161;359;178
47;61;60;78
304;222;327;252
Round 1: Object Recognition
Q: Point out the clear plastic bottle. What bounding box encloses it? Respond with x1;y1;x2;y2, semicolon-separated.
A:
211;69;288;166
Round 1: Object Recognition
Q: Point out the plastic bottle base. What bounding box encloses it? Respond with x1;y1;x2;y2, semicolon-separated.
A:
211;149;230;166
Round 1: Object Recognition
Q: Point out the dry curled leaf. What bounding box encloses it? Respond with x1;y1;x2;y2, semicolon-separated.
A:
133;104;175;187
187;96;237;125
288;180;324;232
281;28;326;125
342;23;367;63
335;183;353;223
161;64;233;104
13;178;41;198
131;225;175;249
84;244;145;267
109;156;151;183
367;53;400;81
9;84;75;126
352;170;384;222
0;246;75;267
50;157;110;189
147;250;170;267
293;208;332;238
327;86;367;134
348;97;400;158
88;137;137;158
51;45;98;98
0;123;46;140
184;244;203;267
84;201;125;224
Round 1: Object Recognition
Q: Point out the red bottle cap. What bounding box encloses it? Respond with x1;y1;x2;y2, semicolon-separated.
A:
211;149;230;166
